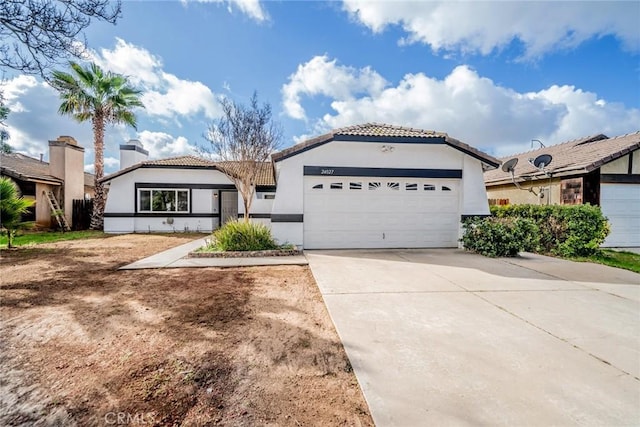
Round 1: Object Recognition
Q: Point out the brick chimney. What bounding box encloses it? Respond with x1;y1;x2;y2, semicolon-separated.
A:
48;136;85;225
120;139;148;170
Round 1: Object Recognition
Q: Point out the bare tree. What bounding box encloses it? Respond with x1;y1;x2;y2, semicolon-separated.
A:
203;92;282;222
0;0;121;76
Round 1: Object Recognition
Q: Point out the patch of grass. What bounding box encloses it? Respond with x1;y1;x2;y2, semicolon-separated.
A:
571;249;640;274
0;230;106;248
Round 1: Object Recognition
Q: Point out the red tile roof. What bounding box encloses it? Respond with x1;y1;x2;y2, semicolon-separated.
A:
484;132;640;186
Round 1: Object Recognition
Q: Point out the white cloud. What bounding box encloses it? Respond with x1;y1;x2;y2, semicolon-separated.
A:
142;73;219;120
84;157;119;173
282;55;387;120
137;130;197;159
1;38;215;169
342;1;640;58
1;76;95;158
93;38;163;87
91;38;220;121
283;56;640;155
181;0;268;22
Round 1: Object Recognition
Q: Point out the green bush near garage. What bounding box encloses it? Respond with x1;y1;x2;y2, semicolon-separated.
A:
489;204;610;257
461;216;539;257
209;220;279;251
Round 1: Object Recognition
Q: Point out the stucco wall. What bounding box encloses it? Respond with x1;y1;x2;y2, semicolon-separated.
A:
271;139;491;247
486;178;562;206
601;156;629;174
103;167;271;233
35;182;58;227
49;138;86;225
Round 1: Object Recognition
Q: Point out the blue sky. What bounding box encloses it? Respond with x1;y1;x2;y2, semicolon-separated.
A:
2;0;639;173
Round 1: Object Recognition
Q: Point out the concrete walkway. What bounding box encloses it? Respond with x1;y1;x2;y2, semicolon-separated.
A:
120;238;308;269
307;249;640;426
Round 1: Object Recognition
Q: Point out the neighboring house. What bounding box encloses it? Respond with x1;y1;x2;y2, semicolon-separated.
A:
0;136;94;228
484;132;640;247
103;123;499;249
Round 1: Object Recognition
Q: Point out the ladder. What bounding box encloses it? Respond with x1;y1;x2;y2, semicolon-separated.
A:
44;191;70;231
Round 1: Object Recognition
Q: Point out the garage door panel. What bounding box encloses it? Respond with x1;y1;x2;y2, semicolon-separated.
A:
601;184;640;247
304;176;461;249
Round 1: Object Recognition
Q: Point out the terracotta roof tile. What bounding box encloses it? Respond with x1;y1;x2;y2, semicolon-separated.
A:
484;131;640;185
215;161;275;187
335;122;446;138
143;155;218;167
100;155;276;186
272;122;499;167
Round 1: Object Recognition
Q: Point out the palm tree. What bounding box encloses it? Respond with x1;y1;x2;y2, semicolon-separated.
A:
52;61;144;230
0;178;35;248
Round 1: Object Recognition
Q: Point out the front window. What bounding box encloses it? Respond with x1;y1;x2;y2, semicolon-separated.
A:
138;189;189;213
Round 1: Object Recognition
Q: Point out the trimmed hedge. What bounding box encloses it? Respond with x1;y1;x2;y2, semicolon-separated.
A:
461;216;538;257
490;204;610;257
210;220;278;251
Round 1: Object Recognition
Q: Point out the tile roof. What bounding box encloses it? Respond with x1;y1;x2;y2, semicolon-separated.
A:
142;155;218;167
484;131;640;185
1;152;62;184
271;122;500;167
335;123;446;138
1;152;96;187
215;161;275;187
84;172;95;188
100;155;276;186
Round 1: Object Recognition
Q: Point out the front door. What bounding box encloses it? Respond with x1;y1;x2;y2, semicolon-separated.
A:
220;191;238;225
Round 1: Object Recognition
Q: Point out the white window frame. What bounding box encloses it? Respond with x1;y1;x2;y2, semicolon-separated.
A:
138;188;190;213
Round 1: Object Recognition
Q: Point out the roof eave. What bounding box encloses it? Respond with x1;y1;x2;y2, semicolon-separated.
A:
99;162;224;184
271;132;334;163
0;168;63;185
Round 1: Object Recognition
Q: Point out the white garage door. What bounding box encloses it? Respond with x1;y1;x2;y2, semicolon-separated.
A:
601;183;640;247
303;176;461;249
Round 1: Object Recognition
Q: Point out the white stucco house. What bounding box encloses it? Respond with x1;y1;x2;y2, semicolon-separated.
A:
102;123;500;249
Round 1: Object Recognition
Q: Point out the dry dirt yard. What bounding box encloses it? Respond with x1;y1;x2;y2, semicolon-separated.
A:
0;234;373;426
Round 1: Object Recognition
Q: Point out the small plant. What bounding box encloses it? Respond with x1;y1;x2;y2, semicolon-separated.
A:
0;178;35;248
209;220;278;252
461;216;538;257
491;204;609;257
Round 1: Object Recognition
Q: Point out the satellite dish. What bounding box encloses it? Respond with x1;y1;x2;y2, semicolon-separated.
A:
533;154;552;169
502;158;518;173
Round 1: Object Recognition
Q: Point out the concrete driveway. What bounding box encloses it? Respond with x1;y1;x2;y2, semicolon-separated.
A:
306;249;640;426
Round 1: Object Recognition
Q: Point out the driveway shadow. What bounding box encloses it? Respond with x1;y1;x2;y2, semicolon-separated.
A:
305;249;639;285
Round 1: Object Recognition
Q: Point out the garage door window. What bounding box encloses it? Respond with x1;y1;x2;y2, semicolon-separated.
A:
442;186;452;191
330;183;343;190
369;182;381;190
312;184;323;190
405;183;418;191
387;182;400;190
424;184;435;191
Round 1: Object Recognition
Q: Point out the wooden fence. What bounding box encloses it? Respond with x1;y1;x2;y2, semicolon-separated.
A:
72;199;93;230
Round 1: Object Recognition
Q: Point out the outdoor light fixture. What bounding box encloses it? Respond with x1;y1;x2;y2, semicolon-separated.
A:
381;145;395;153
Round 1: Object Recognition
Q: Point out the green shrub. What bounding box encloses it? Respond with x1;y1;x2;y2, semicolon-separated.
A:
490;204;610;257
210;220;278;251
461;216;539;257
